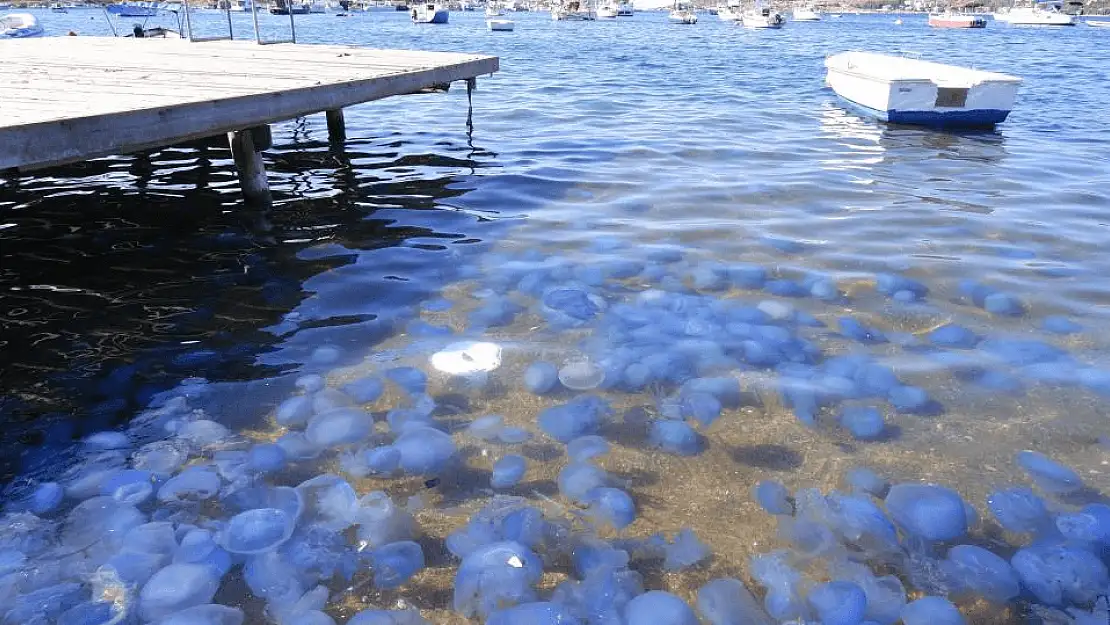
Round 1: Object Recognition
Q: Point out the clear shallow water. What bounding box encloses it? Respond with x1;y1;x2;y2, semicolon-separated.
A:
2;9;1110;625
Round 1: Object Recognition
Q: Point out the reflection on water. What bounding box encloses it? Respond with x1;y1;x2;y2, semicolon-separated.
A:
0;110;507;481
2;10;1110;625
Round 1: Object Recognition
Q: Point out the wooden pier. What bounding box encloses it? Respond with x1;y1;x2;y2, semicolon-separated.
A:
0;37;498;203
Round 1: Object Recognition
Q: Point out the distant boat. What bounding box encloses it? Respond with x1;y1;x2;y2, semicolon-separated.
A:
994;2;1075;25
717;5;740;20
51;3;68;12
107;2;160;16
411;1;448;21
792;5;820;20
1088;19;1110;27
552;0;594;20
270;0;308;13
484;2;502;16
616;0;632;15
668;0;696;23
487;16;513;28
128;24;182;36
825;51;1022;128
597;1;617;16
929;11;987;27
742;5;784;27
1;12;43;37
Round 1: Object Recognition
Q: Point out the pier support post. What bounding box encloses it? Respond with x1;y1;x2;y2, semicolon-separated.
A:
326;109;346;143
228;126;272;205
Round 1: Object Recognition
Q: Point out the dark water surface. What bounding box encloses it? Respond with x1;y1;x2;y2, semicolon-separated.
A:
2;9;1110;624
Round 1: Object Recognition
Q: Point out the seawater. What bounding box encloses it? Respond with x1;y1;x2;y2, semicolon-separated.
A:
2;9;1110;624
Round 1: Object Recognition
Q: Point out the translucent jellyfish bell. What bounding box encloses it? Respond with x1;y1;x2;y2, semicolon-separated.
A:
220;508;297;555
558;360;605;391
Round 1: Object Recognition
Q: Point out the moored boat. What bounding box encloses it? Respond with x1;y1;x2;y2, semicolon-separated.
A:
551;0;594;20
270;0;311;13
597;1;617;16
486;16;513;28
668;0;696;23
928;11;987;27
128;23;182;36
742;5;784;27
824;51;1022;128
0;12;42;37
107;2;160;16
410;1;448;21
1088;19;1110;27
994;2;1075;25
718;5;741;20
792;5;820;20
616;0;632;15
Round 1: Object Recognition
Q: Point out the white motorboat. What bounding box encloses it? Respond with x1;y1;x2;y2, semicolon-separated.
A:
487;16;513;28
551;0;595;20
668;0;696;23
928;11;987;27
718;5;741;20
742;6;784;27
1088;19;1110;27
616;1;632;15
484;3;503;15
1;12;43;37
597;1;617;16
792;5;820;20
824;51;1022;128
411;1;448;21
994;2;1075;25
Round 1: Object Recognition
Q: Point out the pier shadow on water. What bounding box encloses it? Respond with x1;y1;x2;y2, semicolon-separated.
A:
0;116;514;483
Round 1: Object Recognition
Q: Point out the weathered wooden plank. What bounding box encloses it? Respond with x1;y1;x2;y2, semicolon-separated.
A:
0;37;499;172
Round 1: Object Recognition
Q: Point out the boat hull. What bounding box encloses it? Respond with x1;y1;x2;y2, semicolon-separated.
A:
743;17;784;27
825;52;1020;129
597;6;616;17
412;7;448;21
1;25;42;37
835;97;1011;128
929;15;986;28
486;17;513;29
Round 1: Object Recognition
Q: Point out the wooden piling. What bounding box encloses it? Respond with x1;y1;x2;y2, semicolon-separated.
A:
326;109;347;143
228;127;271;205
